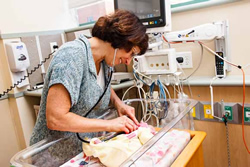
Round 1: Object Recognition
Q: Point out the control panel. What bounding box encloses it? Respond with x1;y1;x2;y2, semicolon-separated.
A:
215;52;226;78
143;18;165;28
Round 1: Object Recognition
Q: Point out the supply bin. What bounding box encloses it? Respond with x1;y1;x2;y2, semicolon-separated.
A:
10;99;206;167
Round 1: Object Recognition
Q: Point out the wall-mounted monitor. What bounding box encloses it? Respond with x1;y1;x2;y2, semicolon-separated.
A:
114;0;171;33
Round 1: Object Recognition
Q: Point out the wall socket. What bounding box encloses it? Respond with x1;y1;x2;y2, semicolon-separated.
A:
50;42;58;53
176;51;193;68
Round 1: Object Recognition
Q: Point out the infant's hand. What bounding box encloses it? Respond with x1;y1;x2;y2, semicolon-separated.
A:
108;116;138;134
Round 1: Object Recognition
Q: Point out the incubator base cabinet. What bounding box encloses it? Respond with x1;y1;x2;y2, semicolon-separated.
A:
10;99;206;167
171;130;206;167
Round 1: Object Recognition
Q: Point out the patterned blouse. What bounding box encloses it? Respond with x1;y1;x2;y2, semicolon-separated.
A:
29;35;111;166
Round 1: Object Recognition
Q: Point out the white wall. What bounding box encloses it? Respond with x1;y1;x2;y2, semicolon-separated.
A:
0;0;77;34
0;0;77;166
171;0;250;77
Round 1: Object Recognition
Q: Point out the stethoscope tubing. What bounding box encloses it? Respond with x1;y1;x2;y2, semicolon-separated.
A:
76;38;116;143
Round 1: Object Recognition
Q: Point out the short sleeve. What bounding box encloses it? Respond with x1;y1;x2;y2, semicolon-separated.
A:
47;45;86;107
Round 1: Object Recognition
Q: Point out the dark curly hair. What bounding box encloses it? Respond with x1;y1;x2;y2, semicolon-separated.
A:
92;9;148;55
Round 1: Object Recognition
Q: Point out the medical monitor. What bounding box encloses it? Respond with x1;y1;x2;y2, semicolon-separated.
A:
114;0;172;33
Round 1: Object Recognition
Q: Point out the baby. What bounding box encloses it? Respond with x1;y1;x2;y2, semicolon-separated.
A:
82;122;156;167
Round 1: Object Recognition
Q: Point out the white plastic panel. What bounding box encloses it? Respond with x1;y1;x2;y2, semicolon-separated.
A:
134;49;177;75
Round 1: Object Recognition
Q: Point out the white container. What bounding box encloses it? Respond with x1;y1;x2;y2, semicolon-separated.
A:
5;41;30;72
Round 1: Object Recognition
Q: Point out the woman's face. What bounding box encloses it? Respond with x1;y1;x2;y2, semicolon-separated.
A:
107;46;140;67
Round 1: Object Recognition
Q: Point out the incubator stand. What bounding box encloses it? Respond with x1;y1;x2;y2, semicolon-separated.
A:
10;99;198;167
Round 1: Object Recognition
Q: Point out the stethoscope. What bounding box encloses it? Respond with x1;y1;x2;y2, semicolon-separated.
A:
76;38;118;143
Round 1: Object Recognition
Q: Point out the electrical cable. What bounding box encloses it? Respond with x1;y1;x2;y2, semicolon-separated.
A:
133;71;150;86
148;112;159;127
177;78;183;96
122;85;136;101
180;43;204;81
162;33;171;48
172;84;182;96
137;87;146;118
176;74;184;93
199;41;238;68
161;82;171;99
157;79;169;119
240;68;250;154
163;35;204;81
199;43;250;153
173;84;176;99
225;123;231;167
209;77;222;120
162;35;239;68
0;46;58;98
132;58;152;85
133;66;152;80
199;41;250;153
149;82;155;97
142;111;152;123
176;61;193;98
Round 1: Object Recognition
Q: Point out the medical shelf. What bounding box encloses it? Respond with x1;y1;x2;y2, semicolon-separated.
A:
24;80;135;97
183;75;250;86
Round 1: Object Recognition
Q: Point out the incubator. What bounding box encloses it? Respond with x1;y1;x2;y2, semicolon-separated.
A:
10;98;199;167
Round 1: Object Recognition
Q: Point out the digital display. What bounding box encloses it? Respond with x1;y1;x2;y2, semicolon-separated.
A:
114;0;166;29
115;0;161;19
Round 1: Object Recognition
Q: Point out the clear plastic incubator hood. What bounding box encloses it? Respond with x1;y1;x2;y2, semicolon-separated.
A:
11;99;202;167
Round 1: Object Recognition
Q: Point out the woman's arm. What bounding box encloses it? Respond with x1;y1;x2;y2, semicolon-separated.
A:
46;84;136;133
110;88;139;125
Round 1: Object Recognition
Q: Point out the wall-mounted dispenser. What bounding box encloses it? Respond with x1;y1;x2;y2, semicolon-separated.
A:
5;41;30;72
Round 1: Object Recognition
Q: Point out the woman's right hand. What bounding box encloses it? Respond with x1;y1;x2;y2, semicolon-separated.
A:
107;116;138;134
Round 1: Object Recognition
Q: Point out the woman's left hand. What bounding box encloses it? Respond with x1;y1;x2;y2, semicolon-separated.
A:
117;103;139;126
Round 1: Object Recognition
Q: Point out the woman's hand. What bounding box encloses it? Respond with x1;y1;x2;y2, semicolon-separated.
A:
110;88;139;127
107;116;138;134
117;103;139;126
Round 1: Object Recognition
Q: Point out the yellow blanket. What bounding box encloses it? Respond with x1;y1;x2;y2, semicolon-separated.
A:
82;127;154;167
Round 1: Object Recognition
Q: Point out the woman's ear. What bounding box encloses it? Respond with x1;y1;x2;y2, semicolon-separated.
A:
132;46;140;55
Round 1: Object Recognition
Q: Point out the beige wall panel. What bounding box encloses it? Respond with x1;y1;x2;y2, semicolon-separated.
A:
21;36;43;88
194;120;250;167
194;120;228;167
179;86;250;103
0;99;20;167
8;98;26;149
0;40;8;92
65;32;76;42
228;124;250;167
39;34;63;72
114;64;127;72
16;96;40;146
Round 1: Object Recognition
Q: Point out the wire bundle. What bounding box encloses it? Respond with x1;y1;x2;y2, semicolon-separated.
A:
163;35;249;154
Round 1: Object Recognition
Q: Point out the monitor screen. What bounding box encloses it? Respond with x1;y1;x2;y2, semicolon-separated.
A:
114;0;166;29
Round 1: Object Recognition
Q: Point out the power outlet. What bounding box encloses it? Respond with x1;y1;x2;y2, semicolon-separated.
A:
176;51;193;68
50;42;58;53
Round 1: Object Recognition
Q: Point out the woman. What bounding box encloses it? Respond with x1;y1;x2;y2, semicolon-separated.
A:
29;10;148;164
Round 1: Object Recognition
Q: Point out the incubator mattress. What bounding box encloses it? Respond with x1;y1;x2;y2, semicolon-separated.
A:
61;125;190;167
